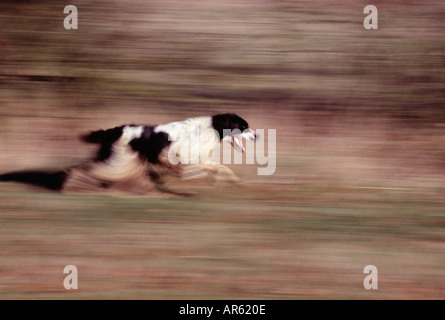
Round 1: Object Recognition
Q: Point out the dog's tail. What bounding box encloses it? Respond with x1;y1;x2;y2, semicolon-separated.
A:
0;170;69;191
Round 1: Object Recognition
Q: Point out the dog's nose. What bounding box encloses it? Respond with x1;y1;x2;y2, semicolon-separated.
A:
252;133;259;141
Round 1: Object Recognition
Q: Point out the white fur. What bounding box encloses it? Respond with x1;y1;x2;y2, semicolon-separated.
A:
156;116;220;165
122;125;144;142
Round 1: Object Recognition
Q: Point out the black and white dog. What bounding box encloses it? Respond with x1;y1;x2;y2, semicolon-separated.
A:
0;113;257;194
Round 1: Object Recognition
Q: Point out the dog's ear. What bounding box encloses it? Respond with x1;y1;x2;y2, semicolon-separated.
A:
212;114;232;139
212;113;249;139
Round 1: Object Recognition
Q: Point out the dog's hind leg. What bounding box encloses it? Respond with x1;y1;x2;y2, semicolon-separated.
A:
62;167;112;193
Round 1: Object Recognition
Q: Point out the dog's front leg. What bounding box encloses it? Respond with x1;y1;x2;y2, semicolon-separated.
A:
196;160;240;183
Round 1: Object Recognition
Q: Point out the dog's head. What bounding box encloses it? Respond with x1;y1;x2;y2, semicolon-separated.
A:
212;113;257;153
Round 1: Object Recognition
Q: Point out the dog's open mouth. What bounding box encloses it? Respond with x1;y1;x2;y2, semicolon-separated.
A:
231;136;246;153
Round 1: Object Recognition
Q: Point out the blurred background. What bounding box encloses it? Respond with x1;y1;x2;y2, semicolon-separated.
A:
0;0;445;299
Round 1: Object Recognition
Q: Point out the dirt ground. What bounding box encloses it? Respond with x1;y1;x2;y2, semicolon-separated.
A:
1;0;445;299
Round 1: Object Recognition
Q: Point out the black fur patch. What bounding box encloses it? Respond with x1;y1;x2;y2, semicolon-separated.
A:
82;126;124;144
0;170;69;191
211;113;249;140
81;126;124;162
129;127;171;163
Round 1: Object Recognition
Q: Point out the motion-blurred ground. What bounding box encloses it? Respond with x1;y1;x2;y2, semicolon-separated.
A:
1;0;445;299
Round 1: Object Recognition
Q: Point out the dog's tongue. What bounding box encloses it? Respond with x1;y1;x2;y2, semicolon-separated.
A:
234;136;245;152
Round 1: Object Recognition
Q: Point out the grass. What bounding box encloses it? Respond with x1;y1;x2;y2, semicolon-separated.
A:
1;0;445;299
0;183;444;299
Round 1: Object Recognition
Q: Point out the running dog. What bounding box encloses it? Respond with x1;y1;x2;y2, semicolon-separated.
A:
0;113;257;194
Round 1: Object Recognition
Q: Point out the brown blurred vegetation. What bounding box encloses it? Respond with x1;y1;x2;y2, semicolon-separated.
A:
0;0;445;299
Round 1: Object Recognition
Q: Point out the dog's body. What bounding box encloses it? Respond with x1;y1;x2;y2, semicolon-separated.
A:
0;113;257;195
